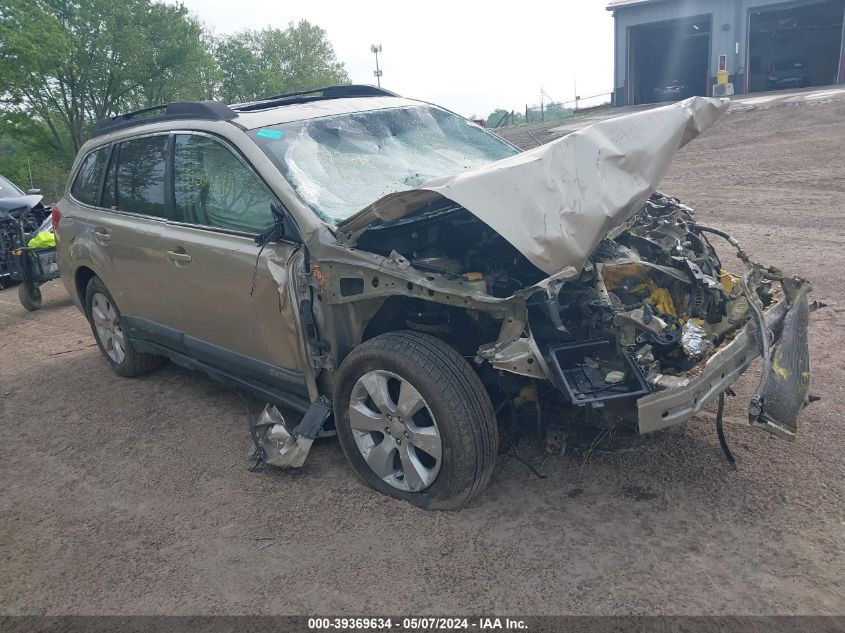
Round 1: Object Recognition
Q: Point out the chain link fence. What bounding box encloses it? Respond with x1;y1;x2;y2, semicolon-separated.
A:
486;91;613;129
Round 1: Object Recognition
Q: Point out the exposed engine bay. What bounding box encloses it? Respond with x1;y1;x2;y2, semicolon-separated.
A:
355;200;547;299
533;193;760;399
358;193;761;370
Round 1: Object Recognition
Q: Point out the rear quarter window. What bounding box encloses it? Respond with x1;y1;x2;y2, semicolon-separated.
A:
115;136;168;217
70;148;110;206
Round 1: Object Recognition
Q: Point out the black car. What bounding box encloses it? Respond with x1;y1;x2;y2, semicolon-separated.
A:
652;79;688;102
0;175;50;287
767;59;810;91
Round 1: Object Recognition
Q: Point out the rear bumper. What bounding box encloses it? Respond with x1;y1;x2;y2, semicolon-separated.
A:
636;294;803;434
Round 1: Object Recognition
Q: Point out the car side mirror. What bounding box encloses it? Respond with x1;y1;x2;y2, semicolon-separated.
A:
26;188;41;195
255;203;300;248
270;203;301;243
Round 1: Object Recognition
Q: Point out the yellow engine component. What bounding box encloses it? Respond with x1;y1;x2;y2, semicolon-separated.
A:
601;263;649;289
601;263;682;318
719;269;738;295
648;286;676;316
513;385;537;408
630;281;677;316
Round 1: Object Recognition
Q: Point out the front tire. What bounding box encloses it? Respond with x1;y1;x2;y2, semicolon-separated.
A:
334;331;498;509
85;276;161;377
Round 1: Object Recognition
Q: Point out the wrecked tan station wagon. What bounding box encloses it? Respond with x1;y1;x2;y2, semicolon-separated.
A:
56;86;813;508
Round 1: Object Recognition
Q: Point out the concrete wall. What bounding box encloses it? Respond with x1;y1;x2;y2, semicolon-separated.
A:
611;0;845;105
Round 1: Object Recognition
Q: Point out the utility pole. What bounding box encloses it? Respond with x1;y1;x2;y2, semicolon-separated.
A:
540;86;544;122
371;44;383;87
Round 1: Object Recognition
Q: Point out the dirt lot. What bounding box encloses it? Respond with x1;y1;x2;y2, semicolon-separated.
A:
1;93;844;616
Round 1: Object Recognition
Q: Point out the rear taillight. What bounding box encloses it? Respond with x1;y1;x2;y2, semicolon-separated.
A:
51;204;62;231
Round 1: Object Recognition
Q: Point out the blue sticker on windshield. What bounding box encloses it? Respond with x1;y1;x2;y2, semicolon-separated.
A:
256;129;284;140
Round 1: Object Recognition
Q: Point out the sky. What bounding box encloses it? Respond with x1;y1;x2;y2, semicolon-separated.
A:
177;0;616;118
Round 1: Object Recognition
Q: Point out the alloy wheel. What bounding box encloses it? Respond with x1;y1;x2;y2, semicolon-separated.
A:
91;292;126;364
348;369;442;492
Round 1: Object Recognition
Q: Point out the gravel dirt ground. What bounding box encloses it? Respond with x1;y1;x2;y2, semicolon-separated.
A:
1;91;844;616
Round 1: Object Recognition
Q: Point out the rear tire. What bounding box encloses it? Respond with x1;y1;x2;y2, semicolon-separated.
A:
85;276;162;377
333;331;498;509
18;282;42;311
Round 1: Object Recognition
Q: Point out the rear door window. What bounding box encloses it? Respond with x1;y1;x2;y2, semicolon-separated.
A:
70;147;110;206
115;136;168;217
173;134;274;233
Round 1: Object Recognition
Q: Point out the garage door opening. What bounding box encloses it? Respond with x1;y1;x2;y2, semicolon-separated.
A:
748;0;845;93
628;16;712;105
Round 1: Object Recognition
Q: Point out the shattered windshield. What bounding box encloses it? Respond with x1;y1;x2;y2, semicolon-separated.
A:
249;105;518;223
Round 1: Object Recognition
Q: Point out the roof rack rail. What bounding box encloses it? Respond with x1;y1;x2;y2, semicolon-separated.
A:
90;100;237;139
231;84;399;112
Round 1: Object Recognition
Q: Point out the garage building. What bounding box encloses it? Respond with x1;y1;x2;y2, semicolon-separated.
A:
609;0;845;105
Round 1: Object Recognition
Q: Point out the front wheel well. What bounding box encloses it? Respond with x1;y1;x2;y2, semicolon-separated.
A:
74;266;97;308
360;295;493;359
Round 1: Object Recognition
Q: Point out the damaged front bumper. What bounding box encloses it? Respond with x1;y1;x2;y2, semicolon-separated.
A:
498;282;812;438
637;289;810;436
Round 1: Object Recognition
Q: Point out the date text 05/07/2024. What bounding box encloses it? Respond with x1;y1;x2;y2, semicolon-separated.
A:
307;617;528;630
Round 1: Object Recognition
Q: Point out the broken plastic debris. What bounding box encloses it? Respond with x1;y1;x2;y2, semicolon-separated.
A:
250;404;315;468
681;320;714;359
605;371;626;384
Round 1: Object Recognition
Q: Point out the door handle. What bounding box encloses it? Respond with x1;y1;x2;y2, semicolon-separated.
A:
166;249;192;263
93;228;111;244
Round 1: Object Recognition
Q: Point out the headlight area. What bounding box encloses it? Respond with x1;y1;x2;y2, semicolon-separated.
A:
484;194;814;441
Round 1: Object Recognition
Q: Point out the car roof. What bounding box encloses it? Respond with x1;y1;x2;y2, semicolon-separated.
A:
234;95;424;130
88;85;425;139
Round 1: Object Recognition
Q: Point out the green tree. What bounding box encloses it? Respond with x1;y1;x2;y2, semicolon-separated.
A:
216;21;349;104
0;111;68;199
0;3;350;195
485;109;510;128
544;102;573;120
485;109;525;128
0;0;211;157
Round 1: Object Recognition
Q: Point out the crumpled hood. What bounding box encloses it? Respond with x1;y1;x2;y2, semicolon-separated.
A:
0;194;43;217
339;96;729;276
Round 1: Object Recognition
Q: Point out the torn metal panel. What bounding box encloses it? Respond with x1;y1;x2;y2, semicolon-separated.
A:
250;397;333;468
339;97;728;276
486;337;547;378
251;404;314;468
749;282;812;439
